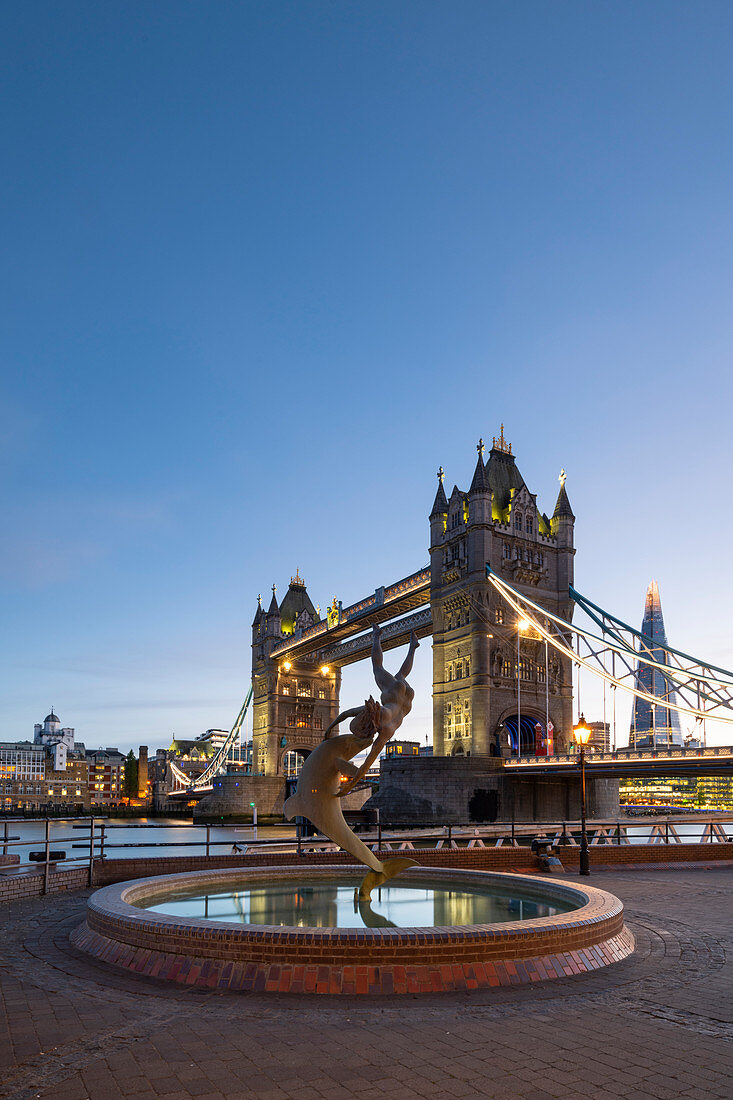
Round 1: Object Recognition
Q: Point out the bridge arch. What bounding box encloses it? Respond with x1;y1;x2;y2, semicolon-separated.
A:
280;746;311;777
497;708;549;756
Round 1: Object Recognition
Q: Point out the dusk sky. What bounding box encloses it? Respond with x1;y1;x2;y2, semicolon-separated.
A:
3;2;733;751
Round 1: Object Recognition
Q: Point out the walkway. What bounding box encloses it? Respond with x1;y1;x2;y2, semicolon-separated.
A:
0;866;731;1099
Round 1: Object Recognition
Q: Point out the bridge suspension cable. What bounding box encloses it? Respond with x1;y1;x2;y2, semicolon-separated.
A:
169;684;254;793
485;566;733;727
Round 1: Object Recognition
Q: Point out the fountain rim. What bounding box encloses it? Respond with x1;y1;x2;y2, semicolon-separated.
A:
87;865;619;940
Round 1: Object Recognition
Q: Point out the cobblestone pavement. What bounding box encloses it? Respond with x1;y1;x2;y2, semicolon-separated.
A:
0;866;731;1100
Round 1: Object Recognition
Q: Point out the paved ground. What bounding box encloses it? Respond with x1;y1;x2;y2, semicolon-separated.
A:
0;865;731;1100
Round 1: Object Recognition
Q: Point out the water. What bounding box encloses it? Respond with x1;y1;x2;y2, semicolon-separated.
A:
139;877;576;928
3;817;296;861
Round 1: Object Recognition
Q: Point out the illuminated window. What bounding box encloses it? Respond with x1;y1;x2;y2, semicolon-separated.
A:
538;665;546;684
282;685;290;695
495;608;504;625
317;689;325;700
502;660;512;677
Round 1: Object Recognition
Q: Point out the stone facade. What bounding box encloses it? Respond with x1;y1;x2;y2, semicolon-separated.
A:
429;431;575;758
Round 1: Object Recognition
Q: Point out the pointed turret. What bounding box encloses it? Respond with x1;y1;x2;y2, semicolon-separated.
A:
468;439;489;494
251;593;263;628
268;584;279;614
552;470;575;520
430;466;448;516
551;469;575;549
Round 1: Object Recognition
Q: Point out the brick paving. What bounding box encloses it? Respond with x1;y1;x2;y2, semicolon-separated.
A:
0;865;731;1099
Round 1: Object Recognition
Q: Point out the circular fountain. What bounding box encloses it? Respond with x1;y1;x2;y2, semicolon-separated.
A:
72;866;633;994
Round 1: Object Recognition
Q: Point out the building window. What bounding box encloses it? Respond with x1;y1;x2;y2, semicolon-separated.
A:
317;689;326;700
495;607;504;625
514;514;522;530
502;659;512;677
514;546;521;559
465;658;470;677
456;662;463;680
447;665;453;682
537;552;544;567
519;659;532;681
526;516;533;535
503;543;511;559
298;682;311;697
446;703;452;714
282;685;290;696
538;664;546;683
313;715;322;730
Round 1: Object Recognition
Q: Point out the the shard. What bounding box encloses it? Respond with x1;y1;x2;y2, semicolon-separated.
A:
629;581;684;748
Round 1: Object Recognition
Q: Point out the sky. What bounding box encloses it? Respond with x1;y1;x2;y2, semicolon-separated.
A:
2;1;733;752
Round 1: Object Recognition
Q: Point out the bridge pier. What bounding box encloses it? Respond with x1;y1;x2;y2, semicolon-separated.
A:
366;756;619;826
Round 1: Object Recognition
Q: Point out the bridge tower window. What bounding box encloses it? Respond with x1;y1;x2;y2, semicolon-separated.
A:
447;664;453;682
502;659;512;677
514;513;522;531
495;607;504;624
526;516;533;535
503;543;511;559
456;662;463;680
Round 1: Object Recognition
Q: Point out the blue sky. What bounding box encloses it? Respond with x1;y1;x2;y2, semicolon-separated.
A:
2;1;733;750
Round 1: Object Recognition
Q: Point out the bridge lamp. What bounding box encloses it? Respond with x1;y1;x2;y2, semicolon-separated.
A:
320;665;330;675
573;714;592;876
518;619;530;633
282;661;292;672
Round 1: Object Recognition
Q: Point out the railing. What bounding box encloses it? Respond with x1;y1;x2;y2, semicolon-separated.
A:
506;745;733;767
1;814;731;894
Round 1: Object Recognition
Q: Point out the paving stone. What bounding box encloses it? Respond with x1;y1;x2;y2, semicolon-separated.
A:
0;867;732;1100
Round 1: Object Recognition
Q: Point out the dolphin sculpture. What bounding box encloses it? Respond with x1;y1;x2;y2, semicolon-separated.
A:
283;701;417;900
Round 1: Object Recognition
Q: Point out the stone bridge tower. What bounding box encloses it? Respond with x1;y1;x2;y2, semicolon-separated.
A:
429;428;575;757
251;572;341;776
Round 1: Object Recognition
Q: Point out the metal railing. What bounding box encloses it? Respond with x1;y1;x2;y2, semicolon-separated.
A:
1;813;731;894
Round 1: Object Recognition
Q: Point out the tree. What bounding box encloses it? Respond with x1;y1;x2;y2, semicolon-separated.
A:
123;750;138;800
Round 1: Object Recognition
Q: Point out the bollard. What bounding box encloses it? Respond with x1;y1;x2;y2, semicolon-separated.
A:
43;818;51;895
88;818;95;886
206;824;211;859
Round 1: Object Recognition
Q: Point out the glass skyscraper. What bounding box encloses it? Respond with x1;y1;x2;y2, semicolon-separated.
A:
629;580;684;748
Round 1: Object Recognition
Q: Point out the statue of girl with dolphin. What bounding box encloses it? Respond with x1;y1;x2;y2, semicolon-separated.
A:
284;625;420;900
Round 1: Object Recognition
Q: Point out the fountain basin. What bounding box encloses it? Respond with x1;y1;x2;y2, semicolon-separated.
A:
71;866;633;994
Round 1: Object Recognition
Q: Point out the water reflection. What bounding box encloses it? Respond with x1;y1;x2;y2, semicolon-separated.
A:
142;878;573;928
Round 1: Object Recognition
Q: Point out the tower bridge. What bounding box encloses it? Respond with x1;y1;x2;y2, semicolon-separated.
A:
168;427;733;823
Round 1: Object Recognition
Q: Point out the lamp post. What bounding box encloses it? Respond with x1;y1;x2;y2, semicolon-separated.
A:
573;714;591;876
517;618;529;754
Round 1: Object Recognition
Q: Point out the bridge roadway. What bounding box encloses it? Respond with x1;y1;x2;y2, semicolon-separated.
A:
505;743;733;778
167;745;733;800
270;565;431;666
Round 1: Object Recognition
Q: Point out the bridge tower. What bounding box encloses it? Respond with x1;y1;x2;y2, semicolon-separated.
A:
251;573;341;776
429;429;575;756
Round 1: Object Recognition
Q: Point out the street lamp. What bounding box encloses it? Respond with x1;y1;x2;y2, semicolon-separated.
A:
517;618;530;755
573;713;592;876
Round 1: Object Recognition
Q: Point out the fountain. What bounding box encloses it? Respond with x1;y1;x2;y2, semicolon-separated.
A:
72;629;633;993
